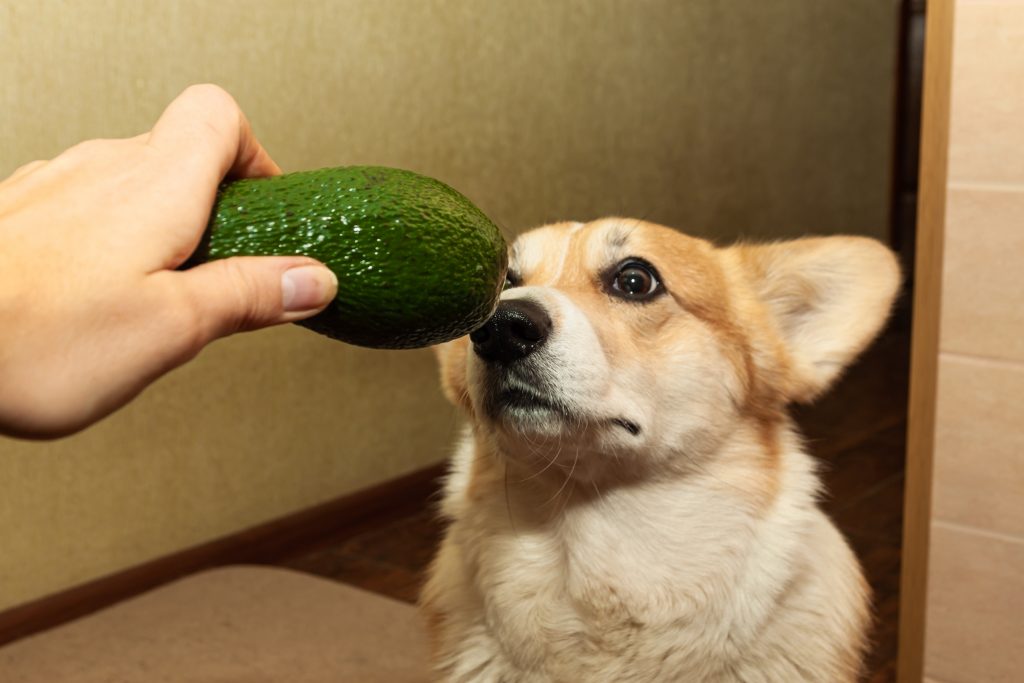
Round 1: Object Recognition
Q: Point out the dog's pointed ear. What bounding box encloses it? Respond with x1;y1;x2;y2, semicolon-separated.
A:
726;236;900;402
432;337;472;411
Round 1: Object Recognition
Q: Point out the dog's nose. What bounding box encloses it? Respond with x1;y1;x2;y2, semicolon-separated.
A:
470;299;552;363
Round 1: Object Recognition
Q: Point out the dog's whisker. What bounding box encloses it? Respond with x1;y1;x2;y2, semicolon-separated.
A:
543;444;579;508
513;441;562;483
503;459;523;542
553;452;579;519
588;477;608;511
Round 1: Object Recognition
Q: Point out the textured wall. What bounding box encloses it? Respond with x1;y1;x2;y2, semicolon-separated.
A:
0;0;897;609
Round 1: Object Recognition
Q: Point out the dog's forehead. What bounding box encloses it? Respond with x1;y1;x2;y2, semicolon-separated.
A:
510;219;708;277
507;221;582;275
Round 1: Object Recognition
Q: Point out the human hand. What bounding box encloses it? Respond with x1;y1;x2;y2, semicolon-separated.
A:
0;84;338;439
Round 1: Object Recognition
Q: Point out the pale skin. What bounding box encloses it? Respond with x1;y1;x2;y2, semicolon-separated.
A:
0;84;338;439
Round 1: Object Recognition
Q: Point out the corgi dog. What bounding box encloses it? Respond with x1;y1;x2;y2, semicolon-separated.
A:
422;218;900;682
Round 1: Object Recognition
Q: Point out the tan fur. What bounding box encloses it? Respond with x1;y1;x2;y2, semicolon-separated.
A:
422;218;899;682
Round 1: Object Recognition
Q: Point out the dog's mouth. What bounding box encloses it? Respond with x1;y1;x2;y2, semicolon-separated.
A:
495;387;561;412
478;363;556;415
482;379;643;438
479;366;577;427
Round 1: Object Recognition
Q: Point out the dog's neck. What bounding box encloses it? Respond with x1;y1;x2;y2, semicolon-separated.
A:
464;413;797;527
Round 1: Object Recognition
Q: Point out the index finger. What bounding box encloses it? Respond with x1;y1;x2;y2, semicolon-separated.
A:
148;84;282;185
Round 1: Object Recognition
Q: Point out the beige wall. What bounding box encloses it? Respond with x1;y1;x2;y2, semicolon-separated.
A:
0;0;897;610
924;2;1024;681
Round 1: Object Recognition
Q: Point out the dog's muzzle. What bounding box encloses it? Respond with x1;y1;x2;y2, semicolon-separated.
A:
470;299;551;364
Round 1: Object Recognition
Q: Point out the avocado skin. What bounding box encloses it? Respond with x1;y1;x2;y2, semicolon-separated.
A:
188;166;507;349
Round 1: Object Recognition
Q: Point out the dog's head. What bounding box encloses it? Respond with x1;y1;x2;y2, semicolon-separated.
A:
435;218;899;479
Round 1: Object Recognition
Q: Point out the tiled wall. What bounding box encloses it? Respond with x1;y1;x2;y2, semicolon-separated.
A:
924;2;1024;681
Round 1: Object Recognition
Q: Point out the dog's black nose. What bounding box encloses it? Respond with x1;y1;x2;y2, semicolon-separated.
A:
470;299;552;363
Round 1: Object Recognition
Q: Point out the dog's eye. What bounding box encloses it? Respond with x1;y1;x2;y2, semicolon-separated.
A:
609;260;661;300
503;271;520;290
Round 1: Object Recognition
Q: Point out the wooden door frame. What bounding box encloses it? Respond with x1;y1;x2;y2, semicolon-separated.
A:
898;0;954;680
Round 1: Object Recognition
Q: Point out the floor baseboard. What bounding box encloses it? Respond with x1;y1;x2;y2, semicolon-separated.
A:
0;462;446;647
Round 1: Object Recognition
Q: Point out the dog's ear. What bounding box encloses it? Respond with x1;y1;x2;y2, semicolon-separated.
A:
432;337;472;411
727;236;900;402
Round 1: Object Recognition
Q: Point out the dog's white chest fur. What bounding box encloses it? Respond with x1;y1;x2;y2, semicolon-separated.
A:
424;430;868;683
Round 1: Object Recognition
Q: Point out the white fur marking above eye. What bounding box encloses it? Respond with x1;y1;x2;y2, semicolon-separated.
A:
540;222;586;286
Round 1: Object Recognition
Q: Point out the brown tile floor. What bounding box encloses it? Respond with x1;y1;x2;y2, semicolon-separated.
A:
280;324;910;682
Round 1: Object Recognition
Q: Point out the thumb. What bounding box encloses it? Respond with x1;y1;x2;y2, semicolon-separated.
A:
177;256;338;343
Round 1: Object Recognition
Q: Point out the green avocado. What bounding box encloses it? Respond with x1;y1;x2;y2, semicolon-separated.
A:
186;166;508;349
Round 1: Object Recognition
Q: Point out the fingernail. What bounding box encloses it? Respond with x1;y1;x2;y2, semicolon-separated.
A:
282;265;338;312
